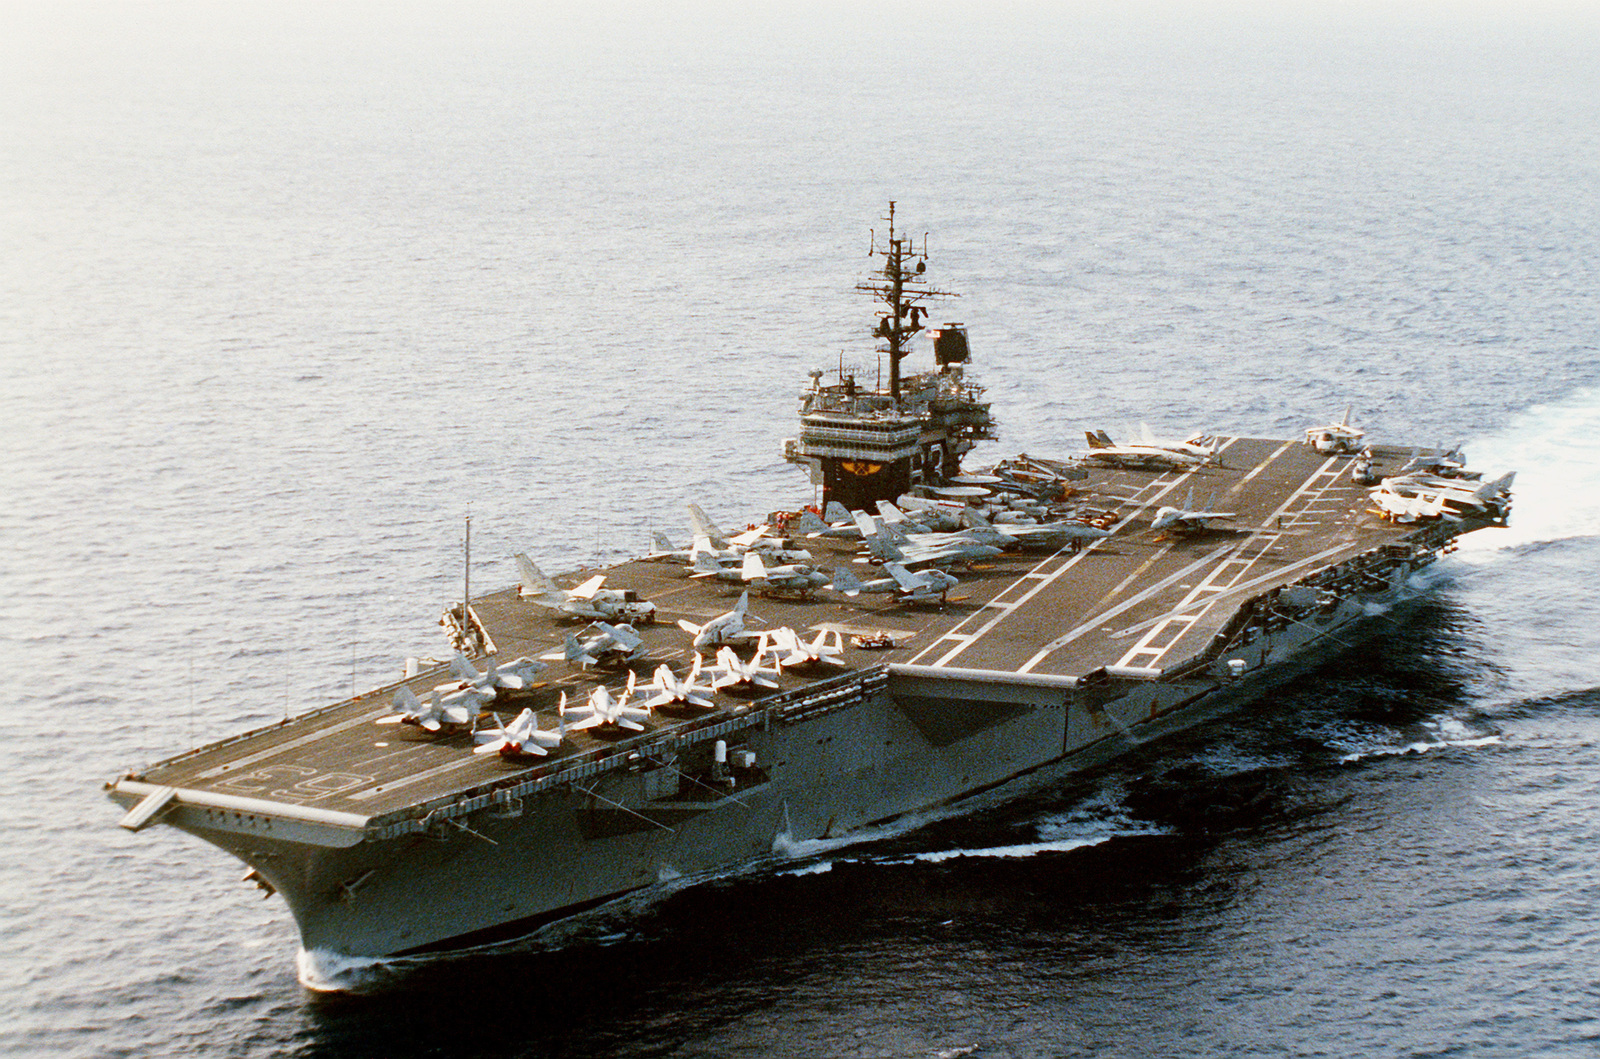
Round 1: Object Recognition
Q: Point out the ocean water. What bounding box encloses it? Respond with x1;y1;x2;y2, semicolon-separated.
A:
3;1;1600;1055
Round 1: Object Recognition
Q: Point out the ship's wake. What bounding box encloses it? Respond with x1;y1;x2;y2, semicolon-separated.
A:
1454;385;1600;557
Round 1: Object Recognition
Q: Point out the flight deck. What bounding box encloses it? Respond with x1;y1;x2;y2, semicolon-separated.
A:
125;437;1454;826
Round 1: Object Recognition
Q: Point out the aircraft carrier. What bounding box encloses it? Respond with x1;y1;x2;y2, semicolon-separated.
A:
106;206;1512;977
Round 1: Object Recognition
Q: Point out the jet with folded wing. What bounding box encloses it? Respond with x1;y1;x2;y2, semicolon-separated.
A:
854;512;1005;568
958;507;1112;550
641;660;717;710
740;551;830;598
376;686;472;733
473;705;564;758
545;622;649;669
759;627;847;669
676;590;761;650
516;554;656;623
702;645;782;691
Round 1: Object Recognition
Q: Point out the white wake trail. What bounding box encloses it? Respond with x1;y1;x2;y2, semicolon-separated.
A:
1454;386;1600;556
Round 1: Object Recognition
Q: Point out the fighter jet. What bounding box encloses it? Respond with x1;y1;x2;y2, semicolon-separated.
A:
676;591;761;650
875;499;961;534
1395;445;1478;480
832;563;960;604
473;705;564;758
641;660;717;710
788;499;865;539
516;554;657;624
702;645;782;692
1083;430;1224;470
546;622;649;669
890;496;968;532
563;676;653;733
1304;406;1365;454
985;496;1052;524
1368;486;1448;523
1136;423;1219;462
376;686;472;733
853;512;1006;568
883;562;962;603
690;550;750;585
957;507;1112;550
432;651;548;707
789;509;864;539
741;551;830;598
759;627;848;669
687;503;814;562
1149;489;1237;535
641;532;694;563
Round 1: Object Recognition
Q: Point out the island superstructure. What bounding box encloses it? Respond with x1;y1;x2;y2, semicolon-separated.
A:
784;202;994;510
106;208;1512;978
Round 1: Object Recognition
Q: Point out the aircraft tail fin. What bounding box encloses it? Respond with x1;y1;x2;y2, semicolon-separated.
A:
651;531;677;554
1475;471;1515;501
691;553;725;577
831;567;865;596
875;499;907;523
450;650;481;682
823;500;852;524
741;550;766;582
569;574;606;601
877;518;909;545
1085;430;1114;449
515;553;562;601
687;502;728;548
790;510;830;535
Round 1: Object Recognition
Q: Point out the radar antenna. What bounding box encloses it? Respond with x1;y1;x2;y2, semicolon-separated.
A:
856;201;957;405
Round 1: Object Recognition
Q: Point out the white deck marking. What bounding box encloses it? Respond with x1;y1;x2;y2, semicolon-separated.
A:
194;707;392;780
1023;451;1348;674
1107;453;1350;668
915;442;1272;671
908;464;1205;668
348;755;489;801
1016;543;1239;671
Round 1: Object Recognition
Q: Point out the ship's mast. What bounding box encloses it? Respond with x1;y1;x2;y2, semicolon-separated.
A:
856;201;955;405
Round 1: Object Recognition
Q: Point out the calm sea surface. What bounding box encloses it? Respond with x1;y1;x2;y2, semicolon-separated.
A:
4;2;1600;1056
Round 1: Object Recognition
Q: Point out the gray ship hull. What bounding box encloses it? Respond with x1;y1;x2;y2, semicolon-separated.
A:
110;565;1429;965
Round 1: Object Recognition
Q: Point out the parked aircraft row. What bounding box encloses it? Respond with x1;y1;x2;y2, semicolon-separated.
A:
1369;470;1514;523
